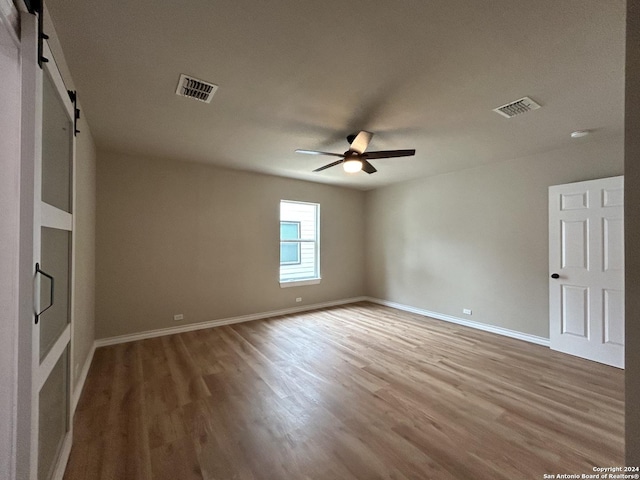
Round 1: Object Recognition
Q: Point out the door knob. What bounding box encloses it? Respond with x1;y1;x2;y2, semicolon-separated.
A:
551;273;560;279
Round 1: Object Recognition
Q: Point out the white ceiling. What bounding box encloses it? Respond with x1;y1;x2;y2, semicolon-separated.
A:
46;0;626;190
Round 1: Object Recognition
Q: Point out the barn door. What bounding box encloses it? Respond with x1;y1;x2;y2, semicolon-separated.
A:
29;33;76;480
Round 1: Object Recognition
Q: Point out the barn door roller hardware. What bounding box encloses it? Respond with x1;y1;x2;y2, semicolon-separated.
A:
25;0;49;67
67;90;81;136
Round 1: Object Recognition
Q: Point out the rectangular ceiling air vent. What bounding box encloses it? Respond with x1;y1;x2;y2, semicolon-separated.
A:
175;74;218;103
493;96;541;118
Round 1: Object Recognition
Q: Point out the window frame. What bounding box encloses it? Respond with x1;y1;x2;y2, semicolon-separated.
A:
279;200;321;287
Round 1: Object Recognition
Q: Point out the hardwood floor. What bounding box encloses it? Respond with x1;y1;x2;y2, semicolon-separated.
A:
64;302;624;480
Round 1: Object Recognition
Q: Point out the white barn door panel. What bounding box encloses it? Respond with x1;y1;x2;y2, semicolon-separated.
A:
549;176;624;368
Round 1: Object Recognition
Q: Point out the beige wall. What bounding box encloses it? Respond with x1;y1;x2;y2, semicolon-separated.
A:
626;0;640;464
96;152;366;339
365;136;623;338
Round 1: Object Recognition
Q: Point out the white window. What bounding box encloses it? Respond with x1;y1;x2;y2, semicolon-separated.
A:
279;200;320;286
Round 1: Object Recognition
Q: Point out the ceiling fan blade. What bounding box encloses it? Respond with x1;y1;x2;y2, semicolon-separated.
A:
313;159;344;172
350;131;373;154
295;149;344;157
362;160;377;174
363;149;416;159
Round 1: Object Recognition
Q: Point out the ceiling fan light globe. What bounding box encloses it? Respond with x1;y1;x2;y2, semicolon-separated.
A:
343;158;363;173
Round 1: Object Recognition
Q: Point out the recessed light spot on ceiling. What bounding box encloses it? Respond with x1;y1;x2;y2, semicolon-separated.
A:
175;74;218;103
493;96;541;118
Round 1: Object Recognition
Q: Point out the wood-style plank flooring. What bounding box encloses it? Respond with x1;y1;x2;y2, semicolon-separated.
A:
64;302;624;479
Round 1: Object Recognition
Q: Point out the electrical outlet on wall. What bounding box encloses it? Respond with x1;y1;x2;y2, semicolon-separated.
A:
174;314;184;321
295;297;302;303
463;308;472;315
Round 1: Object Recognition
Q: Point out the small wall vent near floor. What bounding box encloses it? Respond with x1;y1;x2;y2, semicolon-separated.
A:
175;74;218;103
493;96;541;118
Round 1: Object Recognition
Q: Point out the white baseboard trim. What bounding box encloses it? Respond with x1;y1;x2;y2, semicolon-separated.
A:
365;297;550;347
71;341;96;414
95;296;369;348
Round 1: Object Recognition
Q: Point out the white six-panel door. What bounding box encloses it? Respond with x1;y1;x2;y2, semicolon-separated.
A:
549;176;624;368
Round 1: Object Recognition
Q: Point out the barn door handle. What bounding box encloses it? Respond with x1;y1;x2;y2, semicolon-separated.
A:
551;273;560;279
35;263;54;324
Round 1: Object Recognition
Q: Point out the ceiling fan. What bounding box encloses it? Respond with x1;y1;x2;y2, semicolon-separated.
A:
295;131;416;174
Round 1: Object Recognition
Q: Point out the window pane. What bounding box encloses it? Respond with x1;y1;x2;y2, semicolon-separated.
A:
280;222;300;240
280;242;300;264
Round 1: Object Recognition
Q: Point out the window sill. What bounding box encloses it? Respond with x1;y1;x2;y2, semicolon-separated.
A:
279;278;321;288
